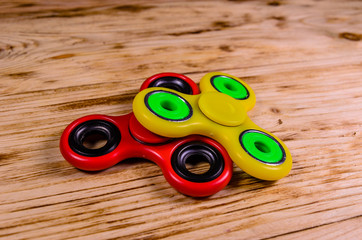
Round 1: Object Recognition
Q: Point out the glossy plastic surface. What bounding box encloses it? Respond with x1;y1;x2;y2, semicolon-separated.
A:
60;73;233;197
60;113;233;197
133;72;292;180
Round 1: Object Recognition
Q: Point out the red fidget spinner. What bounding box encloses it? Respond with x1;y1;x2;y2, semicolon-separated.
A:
60;73;233;197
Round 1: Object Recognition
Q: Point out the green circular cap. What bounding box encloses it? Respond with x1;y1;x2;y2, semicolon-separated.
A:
212;75;249;99
146;91;192;121
241;131;284;164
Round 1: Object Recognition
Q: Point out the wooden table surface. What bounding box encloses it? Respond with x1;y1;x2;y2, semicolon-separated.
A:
1;0;361;239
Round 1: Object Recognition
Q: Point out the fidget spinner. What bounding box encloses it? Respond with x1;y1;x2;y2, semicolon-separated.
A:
60;73;233;197
133;72;292;180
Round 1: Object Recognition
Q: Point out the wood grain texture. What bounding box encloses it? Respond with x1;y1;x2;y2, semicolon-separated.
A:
0;0;361;239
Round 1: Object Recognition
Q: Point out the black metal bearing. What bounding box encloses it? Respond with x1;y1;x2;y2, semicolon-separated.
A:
171;141;224;183
69;120;121;157
148;76;193;94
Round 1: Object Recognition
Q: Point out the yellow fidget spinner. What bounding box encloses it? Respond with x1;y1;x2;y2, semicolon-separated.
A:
133;72;292;180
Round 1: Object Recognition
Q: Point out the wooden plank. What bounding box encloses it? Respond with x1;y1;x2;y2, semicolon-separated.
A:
0;0;361;239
